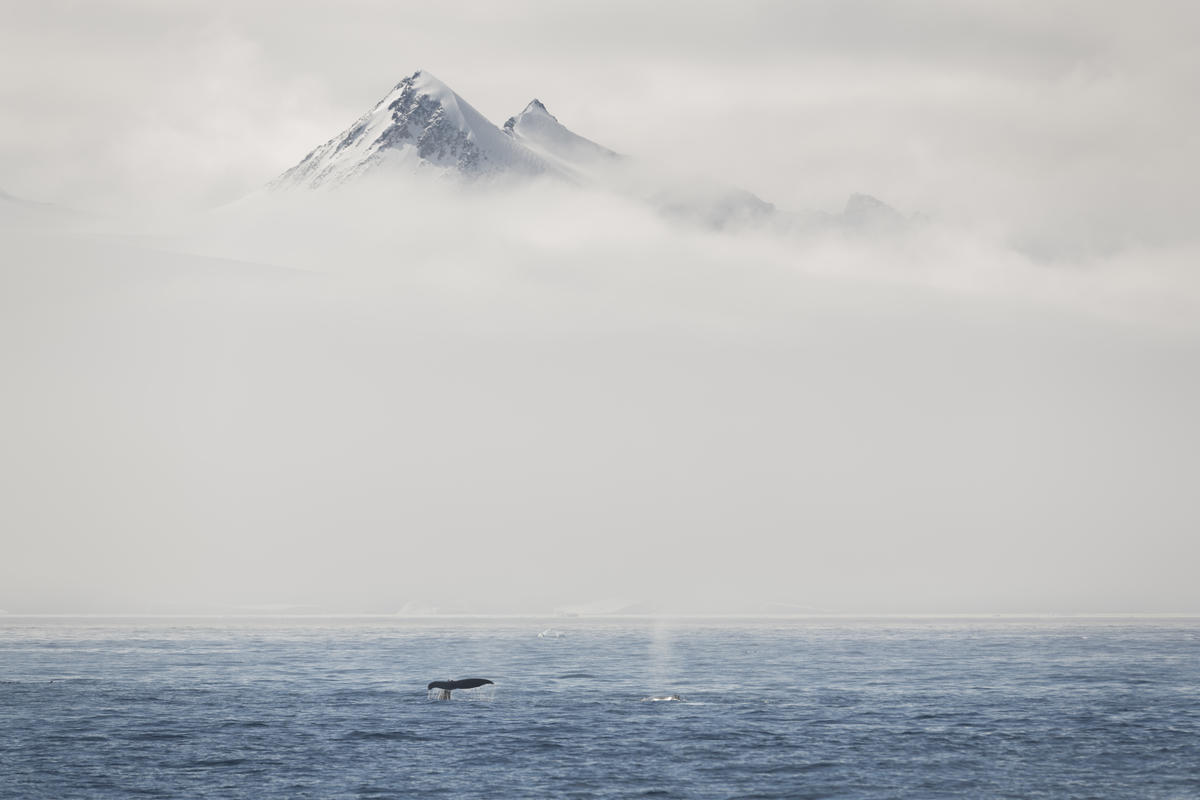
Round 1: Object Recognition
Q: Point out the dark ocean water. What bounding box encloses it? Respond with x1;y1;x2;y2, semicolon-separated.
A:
1;618;1198;799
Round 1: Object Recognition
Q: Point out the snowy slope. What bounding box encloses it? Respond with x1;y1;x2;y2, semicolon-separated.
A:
503;99;619;173
273;71;555;189
501;98;778;228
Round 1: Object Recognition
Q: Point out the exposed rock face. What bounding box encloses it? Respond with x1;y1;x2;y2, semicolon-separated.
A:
374;79;480;171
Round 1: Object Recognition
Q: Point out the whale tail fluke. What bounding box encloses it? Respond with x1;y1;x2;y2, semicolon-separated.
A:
427;677;494;700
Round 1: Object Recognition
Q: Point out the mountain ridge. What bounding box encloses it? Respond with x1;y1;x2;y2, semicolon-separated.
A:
272;70;555;189
270;69;903;232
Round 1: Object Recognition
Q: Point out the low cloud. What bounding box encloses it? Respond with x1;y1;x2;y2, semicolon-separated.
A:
2;176;1198;615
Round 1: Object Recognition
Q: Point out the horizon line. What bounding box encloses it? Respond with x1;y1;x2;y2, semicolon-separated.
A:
3;612;1199;621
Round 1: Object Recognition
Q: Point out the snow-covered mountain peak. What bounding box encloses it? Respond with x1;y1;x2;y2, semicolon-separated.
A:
392;70;470;130
503;97;617;170
268;72;901;235
503;99;555;135
272;70;552;189
508;98;553;124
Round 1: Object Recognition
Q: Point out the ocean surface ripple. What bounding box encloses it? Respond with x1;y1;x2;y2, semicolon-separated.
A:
1;618;1198;799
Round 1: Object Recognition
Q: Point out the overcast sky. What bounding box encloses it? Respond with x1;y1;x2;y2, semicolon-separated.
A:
2;2;1199;616
2;0;1198;254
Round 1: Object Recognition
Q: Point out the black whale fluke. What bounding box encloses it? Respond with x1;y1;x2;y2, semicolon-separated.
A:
427;678;494;691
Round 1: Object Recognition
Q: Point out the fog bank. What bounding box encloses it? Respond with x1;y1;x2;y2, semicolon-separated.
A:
3;180;1198;615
